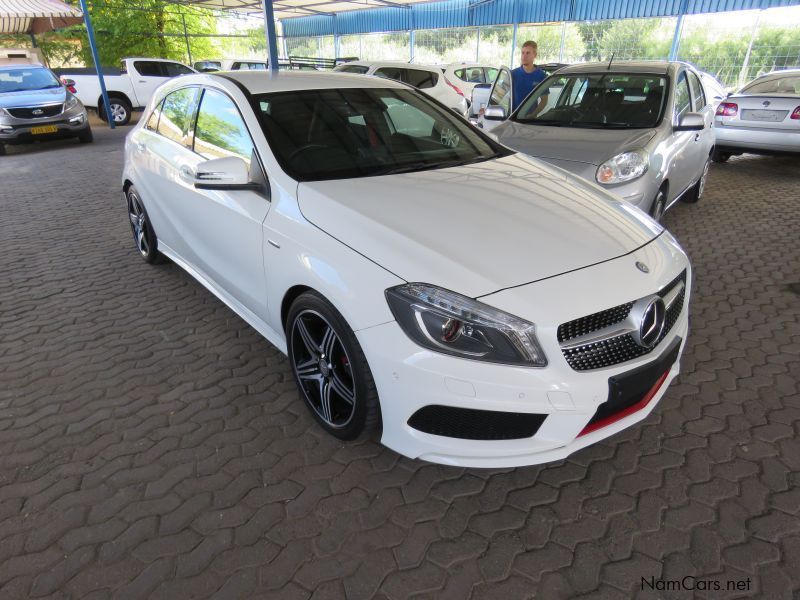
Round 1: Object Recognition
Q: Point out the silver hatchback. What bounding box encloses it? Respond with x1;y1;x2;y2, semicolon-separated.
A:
487;61;715;221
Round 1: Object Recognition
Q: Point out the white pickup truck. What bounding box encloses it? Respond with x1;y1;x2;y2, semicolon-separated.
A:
56;58;195;125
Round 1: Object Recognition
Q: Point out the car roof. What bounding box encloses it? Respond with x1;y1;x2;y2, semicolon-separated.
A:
343;60;442;72
0;63;47;70
557;60;677;75
751;68;800;81
206;70;409;94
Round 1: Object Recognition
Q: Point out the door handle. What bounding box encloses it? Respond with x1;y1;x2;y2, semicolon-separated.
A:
178;165;195;182
139;80;147;83
694;133;700;142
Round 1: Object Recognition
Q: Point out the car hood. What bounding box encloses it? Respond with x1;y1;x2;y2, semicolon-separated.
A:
493;121;657;166
297;154;661;298
0;87;66;109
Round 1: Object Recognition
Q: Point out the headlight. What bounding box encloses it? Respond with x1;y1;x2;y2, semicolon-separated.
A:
596;149;649;185
385;283;547;367
65;95;80;110
0;107;9;117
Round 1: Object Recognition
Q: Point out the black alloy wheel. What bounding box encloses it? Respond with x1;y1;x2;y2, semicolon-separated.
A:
126;186;162;264
286;292;380;440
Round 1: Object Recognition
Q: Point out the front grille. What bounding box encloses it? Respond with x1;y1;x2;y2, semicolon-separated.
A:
7;104;63;119
559;271;687;371
408;405;546;440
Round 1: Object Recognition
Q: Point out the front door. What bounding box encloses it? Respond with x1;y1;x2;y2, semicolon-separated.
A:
174;87;271;320
130;60;172;107
481;66;513;131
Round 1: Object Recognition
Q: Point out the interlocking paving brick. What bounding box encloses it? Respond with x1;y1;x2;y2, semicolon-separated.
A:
0;120;798;598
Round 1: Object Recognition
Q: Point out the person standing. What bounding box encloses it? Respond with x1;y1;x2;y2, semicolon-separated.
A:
511;40;547;112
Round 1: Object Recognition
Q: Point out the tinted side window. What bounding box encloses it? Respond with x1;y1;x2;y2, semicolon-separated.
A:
164;63;194;77
194;88;254;166
374;67;405;83
674;72;691;120
407;69;438;89
145;98;164;131
135;61;166;77
157;87;199;147
454;68;466;81
687;71;705;112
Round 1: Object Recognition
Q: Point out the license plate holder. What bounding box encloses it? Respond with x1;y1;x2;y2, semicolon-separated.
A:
30;125;58;135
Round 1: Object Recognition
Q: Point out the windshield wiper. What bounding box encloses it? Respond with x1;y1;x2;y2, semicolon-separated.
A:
371;159;471;176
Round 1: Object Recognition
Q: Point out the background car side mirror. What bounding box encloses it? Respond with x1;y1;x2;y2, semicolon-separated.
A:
194;156;261;191
484;105;506;121
675;113;705;131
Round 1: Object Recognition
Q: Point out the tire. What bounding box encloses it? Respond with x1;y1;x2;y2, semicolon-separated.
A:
649;186;667;222
125;185;162;264
99;96;132;126
682;156;710;204
77;126;93;144
711;148;730;163
286;291;380;441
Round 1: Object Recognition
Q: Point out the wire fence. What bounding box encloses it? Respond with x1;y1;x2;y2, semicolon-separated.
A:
286;6;800;88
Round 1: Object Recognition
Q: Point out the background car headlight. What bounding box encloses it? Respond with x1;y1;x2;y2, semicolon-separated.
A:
64;95;80;110
596;149;649;185
0;107;10;117
386;283;547;367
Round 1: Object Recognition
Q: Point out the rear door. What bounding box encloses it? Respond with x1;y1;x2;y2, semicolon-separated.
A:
667;69;697;199
130;60;171;107
686;69;715;176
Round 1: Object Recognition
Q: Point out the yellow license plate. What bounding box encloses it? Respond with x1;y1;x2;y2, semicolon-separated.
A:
30;125;58;135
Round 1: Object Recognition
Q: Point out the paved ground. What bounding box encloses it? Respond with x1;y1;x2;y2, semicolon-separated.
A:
0;116;798;600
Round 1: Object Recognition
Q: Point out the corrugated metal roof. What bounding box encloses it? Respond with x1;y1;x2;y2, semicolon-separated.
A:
281;0;799;37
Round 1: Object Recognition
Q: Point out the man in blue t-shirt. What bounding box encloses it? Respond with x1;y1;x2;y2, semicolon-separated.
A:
511;40;547;113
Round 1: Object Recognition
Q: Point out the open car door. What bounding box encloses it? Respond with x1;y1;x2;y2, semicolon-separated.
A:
476;66;512;132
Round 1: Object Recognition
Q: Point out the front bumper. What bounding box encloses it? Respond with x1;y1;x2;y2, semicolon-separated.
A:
0;107;89;144
714;121;800;154
356;232;691;467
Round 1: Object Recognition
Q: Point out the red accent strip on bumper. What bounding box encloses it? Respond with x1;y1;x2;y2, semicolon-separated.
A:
578;369;671;437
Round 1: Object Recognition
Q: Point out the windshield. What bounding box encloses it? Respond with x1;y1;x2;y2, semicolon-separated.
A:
254;87;510;182
0;67;61;94
514;72;668;128
741;75;800;95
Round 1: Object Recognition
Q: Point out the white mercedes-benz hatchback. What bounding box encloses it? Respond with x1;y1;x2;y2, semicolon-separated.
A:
122;71;691;467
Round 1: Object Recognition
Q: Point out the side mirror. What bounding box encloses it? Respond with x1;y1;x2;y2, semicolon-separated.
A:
675;112;705;131
484;105;506;121
194;156;261;191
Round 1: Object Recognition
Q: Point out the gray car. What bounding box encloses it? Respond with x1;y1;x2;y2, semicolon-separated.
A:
0;64;92;155
712;69;800;162
486;61;715;220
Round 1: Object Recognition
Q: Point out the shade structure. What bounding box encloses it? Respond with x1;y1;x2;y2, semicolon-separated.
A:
165;0;432;21
0;0;83;34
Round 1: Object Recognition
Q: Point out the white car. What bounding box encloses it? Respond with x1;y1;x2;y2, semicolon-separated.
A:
441;63;500;114
59;58;195;125
333;61;469;116
123;71;691;468
193;58;268;72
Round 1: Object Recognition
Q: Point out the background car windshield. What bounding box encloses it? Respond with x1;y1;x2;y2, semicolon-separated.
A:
0;67;61;93
741;75;800;94
514;73;668;128
254;87;508;181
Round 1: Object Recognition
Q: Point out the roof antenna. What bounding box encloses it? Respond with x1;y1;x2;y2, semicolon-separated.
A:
607;53;615;70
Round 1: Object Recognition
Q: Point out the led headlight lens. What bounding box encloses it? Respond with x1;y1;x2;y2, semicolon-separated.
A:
386;283;547;367
596;149;649;185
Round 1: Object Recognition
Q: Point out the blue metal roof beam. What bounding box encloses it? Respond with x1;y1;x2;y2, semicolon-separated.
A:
282;0;800;37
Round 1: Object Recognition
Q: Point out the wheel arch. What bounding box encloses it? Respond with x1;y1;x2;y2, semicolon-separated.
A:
97;91;133;110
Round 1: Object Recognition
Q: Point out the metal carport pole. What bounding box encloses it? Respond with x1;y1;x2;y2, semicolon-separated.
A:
78;0;114;129
262;0;280;74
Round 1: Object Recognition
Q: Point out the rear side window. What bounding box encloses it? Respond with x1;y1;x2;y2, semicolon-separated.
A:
194;88;254;166
454;68;466;80
134;61;166;77
157;87;200;147
374;67;405;82
164;62;193;77
406;69;438;90
687;71;705;112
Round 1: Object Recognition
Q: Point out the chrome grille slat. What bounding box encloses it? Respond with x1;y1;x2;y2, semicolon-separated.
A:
559;271;687;371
